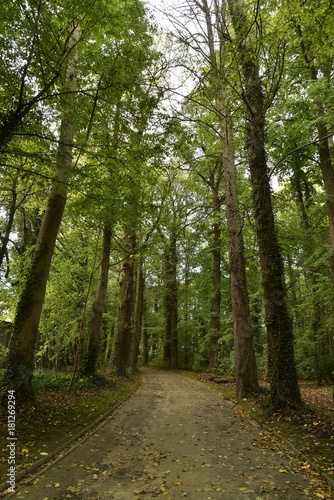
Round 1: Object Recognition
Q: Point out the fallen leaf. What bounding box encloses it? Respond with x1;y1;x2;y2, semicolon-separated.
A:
66;486;78;493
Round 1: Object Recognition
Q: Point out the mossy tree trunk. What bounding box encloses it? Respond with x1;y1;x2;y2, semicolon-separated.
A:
228;0;302;410
111;232;136;376
222;117;259;397
209;182;222;369
0;25;79;404
164;228;178;370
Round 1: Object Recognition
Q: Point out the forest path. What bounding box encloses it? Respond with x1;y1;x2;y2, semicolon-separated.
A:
7;370;328;499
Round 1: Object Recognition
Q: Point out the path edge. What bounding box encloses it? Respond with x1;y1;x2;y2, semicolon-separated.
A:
191;374;334;491
0;382;141;497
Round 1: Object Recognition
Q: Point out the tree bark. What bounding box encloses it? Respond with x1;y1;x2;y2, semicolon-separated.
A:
80;226;111;377
209;185;221;368
164;229;178;369
222;117;259;396
200;0;258;394
228;0;302;410
142;321;149;366
0;25;79;403
142;297;149;366
129;259;145;372
111;233;136;376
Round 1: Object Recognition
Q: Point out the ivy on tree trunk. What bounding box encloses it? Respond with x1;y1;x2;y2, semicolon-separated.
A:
111;232;136;377
0;25;79;404
227;0;302;410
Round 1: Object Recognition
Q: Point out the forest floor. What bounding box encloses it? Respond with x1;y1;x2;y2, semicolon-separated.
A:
191;373;334;491
0;373;139;490
0;369;333;499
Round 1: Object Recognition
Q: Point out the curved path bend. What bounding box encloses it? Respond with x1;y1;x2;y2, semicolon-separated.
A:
7;370;330;499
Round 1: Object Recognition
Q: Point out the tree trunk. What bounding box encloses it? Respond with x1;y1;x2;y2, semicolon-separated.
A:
315;117;334;275
291;161;311;233
129;259;145;372
318;127;334;277
201;0;258;395
0;26;79;404
111;233;136;376
228;0;302;410
222;117;259;397
80;226;111;377
209;185;221;368
164;230;178;369
142;320;149;366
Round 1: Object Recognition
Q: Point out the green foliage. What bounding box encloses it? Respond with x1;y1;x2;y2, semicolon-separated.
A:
32;371;71;393
30;370;109;394
75;373;109;387
1;0;334;398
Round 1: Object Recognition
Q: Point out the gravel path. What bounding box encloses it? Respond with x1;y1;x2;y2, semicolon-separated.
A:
6;370;331;499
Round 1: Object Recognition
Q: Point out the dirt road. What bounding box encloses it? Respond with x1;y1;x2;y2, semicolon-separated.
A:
5;370;331;499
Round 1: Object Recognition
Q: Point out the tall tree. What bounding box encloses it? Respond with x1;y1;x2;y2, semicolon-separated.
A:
129;258;145;372
168;0;258;393
227;0;302;410
163;222;179;369
79;226;111;376
111;232;136;376
201;0;258;395
1;24;80;402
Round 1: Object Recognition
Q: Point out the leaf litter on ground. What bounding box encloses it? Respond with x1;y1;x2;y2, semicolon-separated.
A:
192;372;334;499
0;372;139;482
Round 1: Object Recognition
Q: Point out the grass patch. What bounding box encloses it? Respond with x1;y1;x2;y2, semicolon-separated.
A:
0;370;140;481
